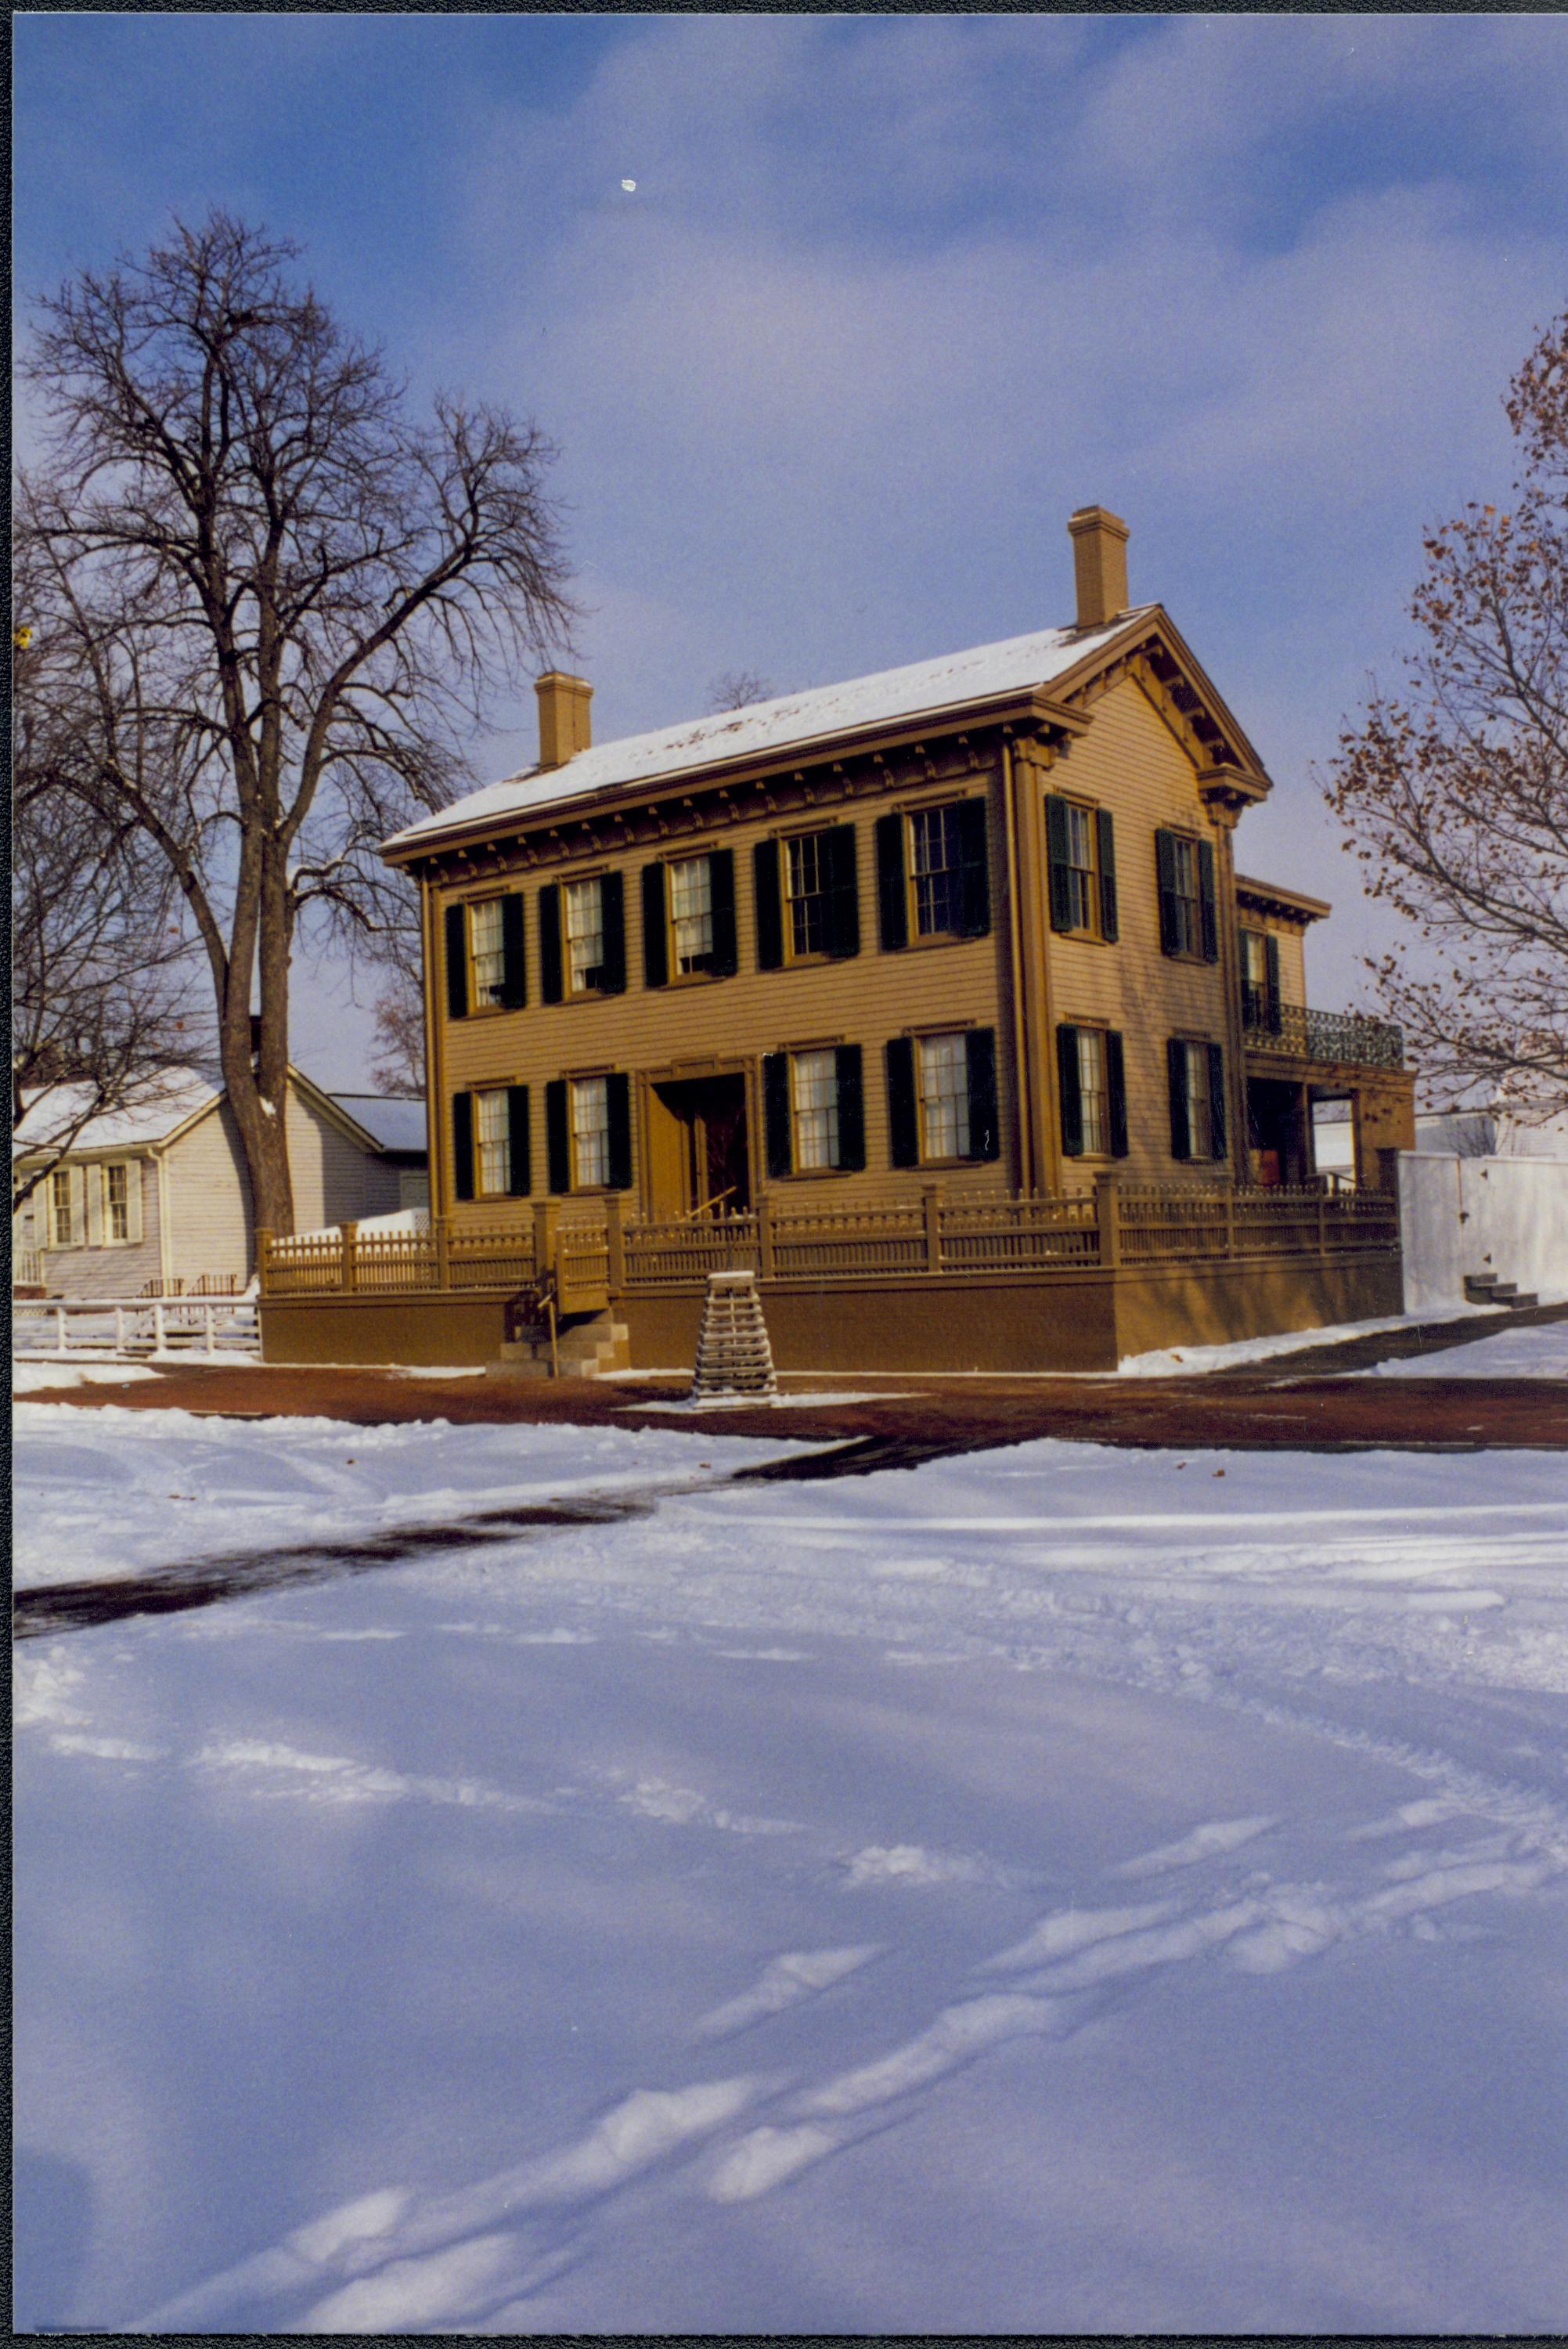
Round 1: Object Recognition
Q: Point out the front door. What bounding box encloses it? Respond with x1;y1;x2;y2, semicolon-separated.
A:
648;1073;752;1218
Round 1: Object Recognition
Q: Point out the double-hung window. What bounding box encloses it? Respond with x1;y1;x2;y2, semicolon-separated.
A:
1155;828;1217;961
1169;1038;1227;1162
469;900;507;1001
786;834;830;958
917;1032;971;1160
669;857;715;976
564;879;606;994
909;806;966;938
104;1162;130;1242
474;1088;513;1196
51;1167;74;1248
1169;837;1202;955
874;801;989;950
1076;1030;1109;1154
1062;805;1098;932
790;1049;840;1171
570;1076;611;1188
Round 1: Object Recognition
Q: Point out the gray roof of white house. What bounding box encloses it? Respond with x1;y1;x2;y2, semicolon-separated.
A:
330;1095;428;1154
384;608;1155;853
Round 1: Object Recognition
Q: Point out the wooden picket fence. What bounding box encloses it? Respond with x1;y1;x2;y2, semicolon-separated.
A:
259;1177;1398;1303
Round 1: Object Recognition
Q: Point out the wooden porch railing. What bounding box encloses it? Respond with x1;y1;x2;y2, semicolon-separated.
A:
258;1174;1400;1303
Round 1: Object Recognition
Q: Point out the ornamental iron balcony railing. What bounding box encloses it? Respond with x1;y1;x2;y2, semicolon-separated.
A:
1242;993;1404;1070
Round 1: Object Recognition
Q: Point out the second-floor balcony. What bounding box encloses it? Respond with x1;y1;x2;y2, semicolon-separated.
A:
1242;994;1404;1070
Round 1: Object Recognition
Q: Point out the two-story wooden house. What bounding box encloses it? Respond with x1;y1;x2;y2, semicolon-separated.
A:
259;508;1414;1373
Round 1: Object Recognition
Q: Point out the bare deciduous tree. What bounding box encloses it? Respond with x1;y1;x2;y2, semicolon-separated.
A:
16;211;577;1232
11;610;204;1208
1328;313;1568;1114
706;669;778;714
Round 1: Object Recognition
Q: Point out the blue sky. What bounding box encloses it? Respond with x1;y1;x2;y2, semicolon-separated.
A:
16;13;1568;1086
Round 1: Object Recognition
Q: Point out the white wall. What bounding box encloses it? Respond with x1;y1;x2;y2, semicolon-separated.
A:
1399;1150;1568;1314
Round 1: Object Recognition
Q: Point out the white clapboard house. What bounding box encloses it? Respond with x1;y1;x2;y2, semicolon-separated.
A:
13;1070;427;1299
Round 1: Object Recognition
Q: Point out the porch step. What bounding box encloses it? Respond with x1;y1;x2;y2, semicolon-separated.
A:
1463;1274;1539;1310
497;1312;630;1380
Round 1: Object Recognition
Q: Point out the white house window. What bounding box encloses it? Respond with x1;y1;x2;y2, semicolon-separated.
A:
105;1162;131;1242
469;899;507;1001
669;857;715;976
51;1167;74;1248
786;833;830;958
1076;1030;1109;1154
917;1032;970;1159
571;1076;611;1187
909;806;964;937
474;1088;512;1196
791;1049;840;1171
564;878;606;993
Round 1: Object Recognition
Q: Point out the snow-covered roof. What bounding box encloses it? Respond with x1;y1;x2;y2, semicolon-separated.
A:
385;608;1156;853
13;1071;219;1156
330;1095;428;1154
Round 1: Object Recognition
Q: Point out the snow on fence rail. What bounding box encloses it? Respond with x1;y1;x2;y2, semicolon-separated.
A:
258;1177;1399;1301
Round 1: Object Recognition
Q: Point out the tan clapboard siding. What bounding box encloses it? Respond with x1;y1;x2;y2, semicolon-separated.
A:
1039;676;1240;1175
167;1102;257;1281
27;1158;162;1300
438;760;1018;1214
284;1090;400;1225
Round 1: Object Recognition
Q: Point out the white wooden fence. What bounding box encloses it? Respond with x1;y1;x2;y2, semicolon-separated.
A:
13;1295;260;1360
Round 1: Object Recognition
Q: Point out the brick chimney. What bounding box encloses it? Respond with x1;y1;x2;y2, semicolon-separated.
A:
1067;506;1130;630
535;671;593;770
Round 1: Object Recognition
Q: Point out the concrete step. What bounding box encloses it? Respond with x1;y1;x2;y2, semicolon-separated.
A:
1463;1274;1537;1310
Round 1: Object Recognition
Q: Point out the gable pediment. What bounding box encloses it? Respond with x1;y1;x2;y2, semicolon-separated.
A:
1052;609;1272;799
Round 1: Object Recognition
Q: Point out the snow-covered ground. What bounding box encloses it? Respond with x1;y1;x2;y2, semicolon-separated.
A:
14;1377;1568;2333
1364;1318;1568;1380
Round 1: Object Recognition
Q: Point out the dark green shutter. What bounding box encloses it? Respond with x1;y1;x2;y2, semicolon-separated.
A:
825;825;860;959
1046;795;1072;933
965;1027;1000;1160
506;1086;531;1195
1198;838;1218;962
1056;1024;1083;1157
539;886;563;1003
545;1078;569;1191
452;1091;474;1200
835;1044;865;1171
1155;831;1180;958
754;839;784;970
1106;1030;1129;1158
445;904;469;1019
606;1073;632;1188
1167;1038;1191;1160
1207;1043;1227;1160
875;814;908;951
956;799;991;938
709;849;737;976
1096;809;1119;942
499;893;527;1009
642;864;668;988
600;871;626;994
1264;933;1281;1033
762;1053;792;1178
886;1037;918;1166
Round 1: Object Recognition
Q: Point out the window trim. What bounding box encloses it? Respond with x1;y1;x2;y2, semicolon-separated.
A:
563;871;609;998
664;851;719;983
781;828;834;965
